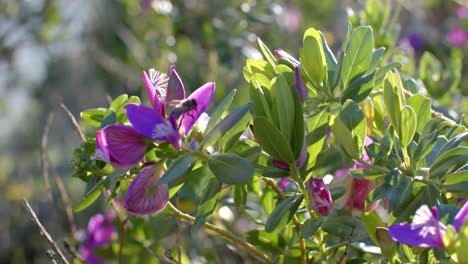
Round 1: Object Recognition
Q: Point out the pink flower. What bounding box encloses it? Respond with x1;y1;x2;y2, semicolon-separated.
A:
94;125;147;171
307;178;333;216
447;27;468;47
125;162;169;215
334;136;376;211
80;213;116;264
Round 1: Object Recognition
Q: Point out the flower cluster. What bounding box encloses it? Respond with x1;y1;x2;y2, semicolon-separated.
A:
79;213;116;264
94;65;215;215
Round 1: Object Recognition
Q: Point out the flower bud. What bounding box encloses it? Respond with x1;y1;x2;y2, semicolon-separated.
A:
307;178;333;216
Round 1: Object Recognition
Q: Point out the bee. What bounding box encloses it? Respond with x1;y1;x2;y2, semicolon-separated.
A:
169;99;198;120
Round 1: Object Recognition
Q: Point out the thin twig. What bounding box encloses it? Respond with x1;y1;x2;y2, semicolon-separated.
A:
118;217;129;264
166;202;273;264
60;104;86;142
175;196;182;264
261;177;307;264
50;160;77;237
63;239;84;262
23;199;70;264
41;112;55;201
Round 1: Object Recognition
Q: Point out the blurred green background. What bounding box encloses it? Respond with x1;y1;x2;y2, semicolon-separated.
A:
1;0;467;263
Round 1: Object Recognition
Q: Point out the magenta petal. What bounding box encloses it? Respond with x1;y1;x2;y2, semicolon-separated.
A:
95;125;146;171
308;178;333;216
388;223;444;248
294;68;307;102
125;165;169;215
166;65;186;102
125;103;181;148
180;82;215;134
142;71;164;115
454;201;468;232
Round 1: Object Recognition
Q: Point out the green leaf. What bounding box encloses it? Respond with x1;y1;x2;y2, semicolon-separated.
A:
245;230;287;254
437;132;468;157
443;170;468;193
110;94;128;110
300;218;322;239
208;153;255;185
320;32;337;89
362;211;385;245
331;100;367;159
300;28;327;85
455;222;468;262
233;184;247;210
291;82;304;160
158;155;195;185
367;47;385;73
257;37;277;67
204;89;236;135
332;22;352;90
341;70;375;103
429;147;468;178
249;73;273;120
81;108;107;127
200;102;252;148
399;106;417;148
253;116;295;163
100;110;117;129
270;76;295;142
341;26;374;89
322;216;367;239
243;59;275;82
383;71;404;132
306;109;329;169
329;186;346;200
407;95;431;133
198;174;221;205
374;61;403;89
193;192;219;233
368;169;412;212
265;195;303;233
74;178;104;212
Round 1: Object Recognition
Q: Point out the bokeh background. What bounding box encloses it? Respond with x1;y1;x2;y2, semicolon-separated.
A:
1;0;467;263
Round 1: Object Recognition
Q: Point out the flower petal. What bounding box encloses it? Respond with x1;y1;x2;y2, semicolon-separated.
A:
95;125;146;171
454;201;468;232
166;65;186;102
308;178;333;216
180;82;215;134
388;223;445;248
125;103;180;148
125;165;169;215
294;68;307;102
142;70;165;115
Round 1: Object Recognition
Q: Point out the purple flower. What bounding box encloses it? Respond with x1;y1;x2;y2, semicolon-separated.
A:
333;136;376;211
274;49;301;67
389;202;468;248
80;213;116;264
456;6;468;19
399;33;424;53
278;178;294;193
447;27;468;47
126;65;215;149
94;125;147;171
307;178;333;216
272;138;307;169
125;162;169;215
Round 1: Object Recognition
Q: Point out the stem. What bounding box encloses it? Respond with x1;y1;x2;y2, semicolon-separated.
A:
175;196;182;264
356;159;390;174
291;166;314;218
166;203;273;264
261;177;307;264
23;199;70;264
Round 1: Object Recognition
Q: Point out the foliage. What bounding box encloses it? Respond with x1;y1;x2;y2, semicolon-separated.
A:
67;3;468;262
